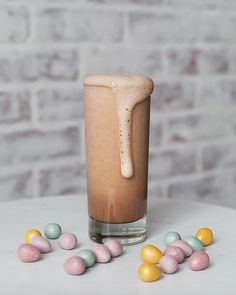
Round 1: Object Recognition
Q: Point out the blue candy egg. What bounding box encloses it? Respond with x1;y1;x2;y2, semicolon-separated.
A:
164;231;181;246
77;249;96;267
183;236;203;251
44;223;62;239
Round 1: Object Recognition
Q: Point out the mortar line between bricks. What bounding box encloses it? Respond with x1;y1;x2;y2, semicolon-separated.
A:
160;116;169;146
149;136;236;153
32;168;39;199
0;166;32;177
195;147;203;173
0;161;234;186
78;49;86;81
1;74;236;90
160;46;169;77
26;4;36;45
1;42;236;51
194;77;202;108
0;111;233;134
0;156;83;176
151;166;236;187
79;119;86;162
0;81;81;91
229;47;236;72
30;89;40;127
0;120;82;133
10;2;236;14
151;107;236;119
123;12;130;43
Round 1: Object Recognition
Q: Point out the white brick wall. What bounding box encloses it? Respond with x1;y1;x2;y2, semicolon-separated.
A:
0;0;236;208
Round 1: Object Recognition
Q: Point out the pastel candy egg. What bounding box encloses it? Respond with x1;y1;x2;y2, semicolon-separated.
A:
183;236;203;251
138;263;161;282
188;250;210;271
63;256;86;275
140;244;163;264
195;227;213;246
59;233;77;250
17;243;41;262
91;244;111;263
104;240;123;257
170;240;193;257
164;246;185;263
24;229;42;243
44;223;62;239
159;255;178;274
164;231;181;246
76;249;96;267
30;236;52;253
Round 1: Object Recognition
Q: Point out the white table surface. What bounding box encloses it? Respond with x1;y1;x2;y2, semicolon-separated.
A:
1;195;236;295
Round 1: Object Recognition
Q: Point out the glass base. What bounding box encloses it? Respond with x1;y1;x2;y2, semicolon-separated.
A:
89;215;147;246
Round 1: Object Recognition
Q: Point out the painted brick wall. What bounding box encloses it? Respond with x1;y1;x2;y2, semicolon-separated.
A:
0;0;236;208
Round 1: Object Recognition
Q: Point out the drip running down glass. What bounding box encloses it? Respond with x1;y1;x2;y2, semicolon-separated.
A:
83;74;154;245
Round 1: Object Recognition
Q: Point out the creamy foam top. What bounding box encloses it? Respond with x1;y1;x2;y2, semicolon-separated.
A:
84;74;154;178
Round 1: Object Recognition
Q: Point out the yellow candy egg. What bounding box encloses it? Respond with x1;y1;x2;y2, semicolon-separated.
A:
195;227;213;246
24;229;42;243
140;244;163;264
138;263;161;282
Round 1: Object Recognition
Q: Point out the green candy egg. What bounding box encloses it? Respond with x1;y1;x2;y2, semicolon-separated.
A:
164;231;181;246
44;223;62;239
76;249;96;267
183;236;203;251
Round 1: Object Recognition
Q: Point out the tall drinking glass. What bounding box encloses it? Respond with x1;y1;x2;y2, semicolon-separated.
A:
83;74;154;245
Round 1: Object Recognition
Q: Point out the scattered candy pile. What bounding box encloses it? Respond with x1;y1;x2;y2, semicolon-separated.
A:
138;227;213;282
17;223;123;276
18;224;213;280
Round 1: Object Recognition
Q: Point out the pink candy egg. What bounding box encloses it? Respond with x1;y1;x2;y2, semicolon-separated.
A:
64;256;86;275
91;244;111;263
159;255;178;274
59;233;77;250
170;240;193;257
17;243;41;262
30;236;52;253
104;240;123;257
188;250;210;271
164;246;185;263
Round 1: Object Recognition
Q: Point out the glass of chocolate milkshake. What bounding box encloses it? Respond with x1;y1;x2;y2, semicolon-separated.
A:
83;74;154;245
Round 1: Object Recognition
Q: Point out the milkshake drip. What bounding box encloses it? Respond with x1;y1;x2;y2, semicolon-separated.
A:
84;74;154;179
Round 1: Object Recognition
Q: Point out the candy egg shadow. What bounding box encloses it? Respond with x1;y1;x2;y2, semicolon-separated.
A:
84;259;114;274
207;261;213;270
161;265;184;275
189;264;212;271
45;246;55;253
84;263;99;273
37;254;47;261
73;243;80;250
59;246;79;252
207;238;216;246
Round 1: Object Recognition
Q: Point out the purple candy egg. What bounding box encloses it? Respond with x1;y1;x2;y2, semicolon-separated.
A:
159;255;178;274
170;240;193;257
164;246;185;263
30;236;52;253
59;233;77;250
91;244;111;263
104;240;123;257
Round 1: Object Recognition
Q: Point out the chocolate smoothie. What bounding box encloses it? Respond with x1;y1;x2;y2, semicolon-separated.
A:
84;74;154;224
